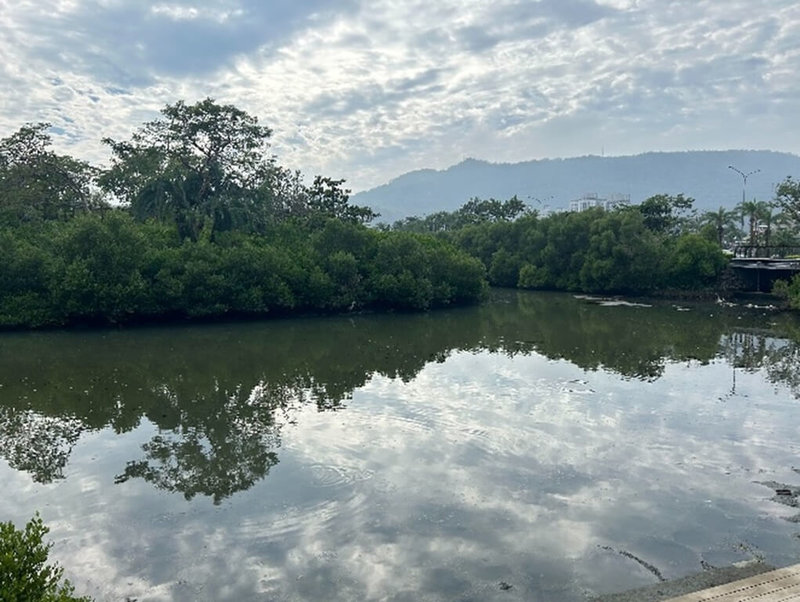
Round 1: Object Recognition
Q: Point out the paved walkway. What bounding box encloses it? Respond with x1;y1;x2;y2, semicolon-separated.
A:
665;564;800;601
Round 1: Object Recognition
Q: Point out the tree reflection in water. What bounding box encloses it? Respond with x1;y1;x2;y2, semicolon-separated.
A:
114;381;288;504
1;290;799;503
0;407;82;483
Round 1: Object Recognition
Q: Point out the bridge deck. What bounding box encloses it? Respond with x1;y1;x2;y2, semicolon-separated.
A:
730;258;800;270
665;563;800;601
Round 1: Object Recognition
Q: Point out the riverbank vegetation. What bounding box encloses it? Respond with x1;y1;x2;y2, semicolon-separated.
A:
2;99;800;328
391;195;730;294
0;214;486;327
390;186;800;300
0;513;91;601
0;100;485;328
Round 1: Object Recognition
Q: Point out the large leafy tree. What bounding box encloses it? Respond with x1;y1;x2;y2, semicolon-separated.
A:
638;193;695;235
457;195;529;224
0;123;100;226
99;99;375;237
776;177;800;227
390;196;529;233
304;176;377;225
99;98;276;240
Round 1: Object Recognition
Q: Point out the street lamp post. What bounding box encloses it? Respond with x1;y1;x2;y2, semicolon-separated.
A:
728;165;760;205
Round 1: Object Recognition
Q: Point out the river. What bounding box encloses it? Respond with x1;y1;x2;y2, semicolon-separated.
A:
2;290;800;601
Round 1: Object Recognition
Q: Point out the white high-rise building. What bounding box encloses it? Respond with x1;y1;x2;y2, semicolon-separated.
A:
568;193;630;212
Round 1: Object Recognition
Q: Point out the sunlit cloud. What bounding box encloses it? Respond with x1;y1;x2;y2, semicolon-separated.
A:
0;0;798;190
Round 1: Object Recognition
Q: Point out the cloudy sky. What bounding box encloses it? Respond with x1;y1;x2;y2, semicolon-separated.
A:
1;0;798;191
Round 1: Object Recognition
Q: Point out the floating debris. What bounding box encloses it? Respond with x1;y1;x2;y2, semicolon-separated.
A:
573;295;651;307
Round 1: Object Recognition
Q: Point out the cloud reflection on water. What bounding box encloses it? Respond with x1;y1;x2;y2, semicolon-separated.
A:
1;292;800;599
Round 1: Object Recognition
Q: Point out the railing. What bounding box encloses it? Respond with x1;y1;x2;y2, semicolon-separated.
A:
732;245;800;259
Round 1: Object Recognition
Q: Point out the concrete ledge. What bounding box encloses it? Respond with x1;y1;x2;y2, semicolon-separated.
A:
592;561;775;602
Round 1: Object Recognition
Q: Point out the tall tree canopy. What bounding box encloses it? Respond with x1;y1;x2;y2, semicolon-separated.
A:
776;177;800;226
0;123;99;226
637;193;695;235
99;99;375;239
699;206;741;247
99;99;277;240
390;196;529;233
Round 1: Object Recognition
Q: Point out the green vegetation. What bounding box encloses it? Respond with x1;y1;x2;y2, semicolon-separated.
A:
776;177;800;227
2;98;800;327
0;100;485;328
775;275;800;310
0;514;91;602
393;194;730;294
0;214;486;327
0;123;101;226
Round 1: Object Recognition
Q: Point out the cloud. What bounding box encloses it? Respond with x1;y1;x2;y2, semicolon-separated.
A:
0;0;798;190
6;1;357;83
5;348;799;600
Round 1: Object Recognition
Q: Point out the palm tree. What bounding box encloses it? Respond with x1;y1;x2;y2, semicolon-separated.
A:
737;200;761;246
700;206;740;247
754;201;776;247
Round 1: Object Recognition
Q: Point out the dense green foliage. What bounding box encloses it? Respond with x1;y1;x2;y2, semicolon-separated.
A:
393;198;729;294
0;213;486;328
0;124;103;227
0;514;91;602
388;196;529;233
775;275;800;310
637;193;694;234
0;100;485;328
2;99;799;327
98;99;376;240
776;177;800;227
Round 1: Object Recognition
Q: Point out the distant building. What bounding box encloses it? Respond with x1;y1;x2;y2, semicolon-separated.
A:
568;193;630;212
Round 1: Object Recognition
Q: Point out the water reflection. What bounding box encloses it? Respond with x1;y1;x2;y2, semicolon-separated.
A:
0;407;82;482
2;291;800;600
724;329;800;398
1;291;799;504
114;381;285;504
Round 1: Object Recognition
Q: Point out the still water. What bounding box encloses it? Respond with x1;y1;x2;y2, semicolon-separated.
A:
2;290;800;601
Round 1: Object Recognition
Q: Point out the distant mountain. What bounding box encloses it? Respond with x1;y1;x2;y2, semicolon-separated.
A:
352;151;800;224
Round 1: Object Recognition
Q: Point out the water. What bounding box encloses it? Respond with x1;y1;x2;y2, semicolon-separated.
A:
1;290;800;601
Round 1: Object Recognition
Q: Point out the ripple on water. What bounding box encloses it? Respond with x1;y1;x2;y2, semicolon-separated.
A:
238;491;371;542
307;463;374;488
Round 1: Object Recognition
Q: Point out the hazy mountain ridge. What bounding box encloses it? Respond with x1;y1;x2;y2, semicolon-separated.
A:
352;151;800;223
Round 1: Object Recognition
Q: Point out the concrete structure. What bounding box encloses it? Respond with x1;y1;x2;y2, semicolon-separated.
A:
665;562;800;601
729;257;800;292
594;561;800;601
569;193;630;212
727;246;800;292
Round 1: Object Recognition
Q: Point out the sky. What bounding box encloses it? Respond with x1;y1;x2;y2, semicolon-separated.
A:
1;0;799;192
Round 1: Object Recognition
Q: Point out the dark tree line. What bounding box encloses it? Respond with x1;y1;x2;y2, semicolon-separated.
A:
0;214;487;327
3;98;800;327
392;194;730;294
0;100;486;328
